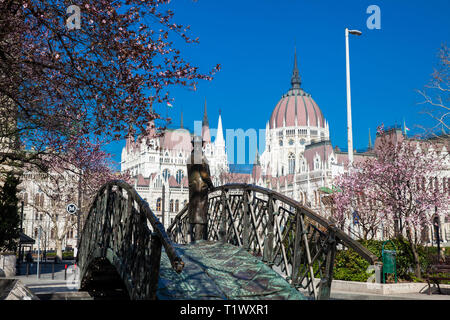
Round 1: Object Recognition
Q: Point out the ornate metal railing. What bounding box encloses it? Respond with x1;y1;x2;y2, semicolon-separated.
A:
167;183;377;300
77;180;184;299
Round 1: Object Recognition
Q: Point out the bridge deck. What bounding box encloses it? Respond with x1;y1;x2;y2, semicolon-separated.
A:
157;241;306;300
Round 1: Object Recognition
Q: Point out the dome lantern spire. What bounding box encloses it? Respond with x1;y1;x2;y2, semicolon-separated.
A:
291;47;301;90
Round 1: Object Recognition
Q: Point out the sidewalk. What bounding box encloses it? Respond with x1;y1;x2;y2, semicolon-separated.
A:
329;290;450;300
8;261;91;299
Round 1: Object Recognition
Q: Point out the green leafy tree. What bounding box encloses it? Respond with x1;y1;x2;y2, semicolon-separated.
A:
0;173;20;252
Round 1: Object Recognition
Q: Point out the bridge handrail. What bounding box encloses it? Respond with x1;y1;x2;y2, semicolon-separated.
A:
80;180;184;273
168;183;377;265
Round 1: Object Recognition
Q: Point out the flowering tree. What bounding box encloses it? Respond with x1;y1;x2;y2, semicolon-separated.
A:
0;0;219;170
331;173;384;240
332;126;449;277
28;136;130;261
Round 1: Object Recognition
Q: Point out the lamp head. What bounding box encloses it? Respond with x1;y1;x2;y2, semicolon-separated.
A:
348;29;362;36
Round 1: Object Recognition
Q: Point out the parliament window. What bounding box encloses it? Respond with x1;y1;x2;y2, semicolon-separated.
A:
156;198;162;212
176;170;184;184
288;153;295;174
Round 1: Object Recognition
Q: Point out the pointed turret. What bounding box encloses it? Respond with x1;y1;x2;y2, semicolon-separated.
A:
252;147;261;182
126;125;134;153
215;109;225;147
180;109;184;129
202;98;211;143
291;47;301;90
368;128;373;150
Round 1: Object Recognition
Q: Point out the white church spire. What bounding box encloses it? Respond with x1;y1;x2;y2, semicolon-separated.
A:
215;109;225;147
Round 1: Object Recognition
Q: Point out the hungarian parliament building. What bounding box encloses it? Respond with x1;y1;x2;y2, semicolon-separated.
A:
121;51;450;244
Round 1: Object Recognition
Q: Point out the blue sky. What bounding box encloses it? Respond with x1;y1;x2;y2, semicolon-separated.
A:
106;0;450;170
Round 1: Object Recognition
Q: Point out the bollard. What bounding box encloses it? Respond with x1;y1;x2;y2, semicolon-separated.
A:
26;263;29;277
38;263;42;279
64;264;67;280
52;263;55;280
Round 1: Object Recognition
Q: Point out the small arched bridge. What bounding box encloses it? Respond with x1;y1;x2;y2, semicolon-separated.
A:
77;181;377;300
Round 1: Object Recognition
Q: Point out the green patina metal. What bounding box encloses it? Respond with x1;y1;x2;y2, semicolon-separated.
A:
157;241;306;300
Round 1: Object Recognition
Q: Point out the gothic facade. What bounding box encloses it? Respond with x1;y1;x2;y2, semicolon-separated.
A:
120;106;228;229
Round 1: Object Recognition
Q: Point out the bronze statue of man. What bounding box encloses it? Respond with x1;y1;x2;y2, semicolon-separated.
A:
187;136;214;241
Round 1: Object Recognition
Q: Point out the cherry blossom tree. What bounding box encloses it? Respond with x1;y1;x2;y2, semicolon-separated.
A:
0;0;219;170
332;126;449;277
331;174;384;240
28;135;130;261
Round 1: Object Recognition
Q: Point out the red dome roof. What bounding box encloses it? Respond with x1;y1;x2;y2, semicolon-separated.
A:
269;49;326;129
269;88;325;129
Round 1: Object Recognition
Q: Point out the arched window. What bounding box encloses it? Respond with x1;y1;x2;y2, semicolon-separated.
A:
176;170;184;184
175;200;179;212
156;198;162;212
301;159;306;172
288;153;295;174
183;200;187;208
40;194;44;208
162;169;170;181
169;199;174;212
23;193;28;206
314;158;320;170
154;176;162;188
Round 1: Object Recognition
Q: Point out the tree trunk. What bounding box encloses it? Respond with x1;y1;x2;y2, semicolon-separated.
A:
411;242;421;278
55;239;63;263
406;228;421;278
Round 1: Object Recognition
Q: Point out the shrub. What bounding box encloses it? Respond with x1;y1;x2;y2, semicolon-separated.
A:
334;248;372;282
333;238;443;282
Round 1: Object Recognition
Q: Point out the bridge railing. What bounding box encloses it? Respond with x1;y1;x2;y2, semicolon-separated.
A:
78;180;184;299
167;183;377;300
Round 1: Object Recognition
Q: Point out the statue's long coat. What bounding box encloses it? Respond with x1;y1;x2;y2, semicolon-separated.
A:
187;153;214;225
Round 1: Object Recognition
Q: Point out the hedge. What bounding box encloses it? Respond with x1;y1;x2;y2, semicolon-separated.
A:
333;238;449;282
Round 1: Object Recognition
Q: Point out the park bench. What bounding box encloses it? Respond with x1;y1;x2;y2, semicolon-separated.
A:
425;257;450;295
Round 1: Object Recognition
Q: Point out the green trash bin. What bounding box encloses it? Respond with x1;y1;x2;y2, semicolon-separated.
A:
382;240;397;283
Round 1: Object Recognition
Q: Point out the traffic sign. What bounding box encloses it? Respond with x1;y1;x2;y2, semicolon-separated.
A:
67;203;78;214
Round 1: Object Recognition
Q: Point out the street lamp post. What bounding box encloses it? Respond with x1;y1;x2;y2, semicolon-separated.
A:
345;28;362;167
345;28;362;239
37;226;41;279
162;184;166;228
18;201;24;271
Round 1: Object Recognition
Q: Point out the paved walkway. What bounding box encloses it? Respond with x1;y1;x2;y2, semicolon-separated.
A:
8;261;83;298
329;290;450;300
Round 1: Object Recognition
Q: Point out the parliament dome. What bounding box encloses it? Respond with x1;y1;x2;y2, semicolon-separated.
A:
269;51;325;129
